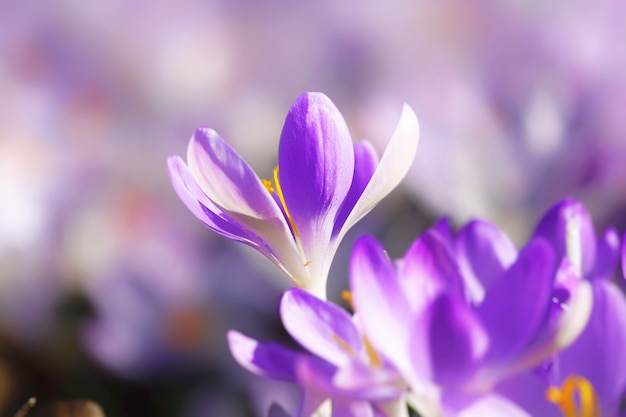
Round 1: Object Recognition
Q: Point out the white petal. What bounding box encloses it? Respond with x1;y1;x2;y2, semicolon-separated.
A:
337;105;419;242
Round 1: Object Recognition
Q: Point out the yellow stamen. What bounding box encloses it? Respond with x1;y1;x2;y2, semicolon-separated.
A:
546;375;601;417
273;166;300;238
332;333;356;356
363;335;382;368
303;261;311;267
261;179;274;194
341;290;354;310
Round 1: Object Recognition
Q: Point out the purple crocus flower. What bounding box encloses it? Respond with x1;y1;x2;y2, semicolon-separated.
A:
492;201;626;416
227;287;408;417
168;92;419;298
349;226;591;416
496;278;626;417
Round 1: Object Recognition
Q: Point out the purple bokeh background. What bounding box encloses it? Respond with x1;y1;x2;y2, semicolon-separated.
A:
1;0;626;416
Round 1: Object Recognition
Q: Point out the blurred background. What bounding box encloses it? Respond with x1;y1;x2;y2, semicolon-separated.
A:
2;0;626;416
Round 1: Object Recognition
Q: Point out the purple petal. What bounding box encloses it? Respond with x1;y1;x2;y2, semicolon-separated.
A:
280;288;362;366
349;236;415;377
557;280;626;414
400;230;465;312
509;277;593;378
295;357;336;417
423;294;489;388
169;154;308;287
453;394;535;417
333;140;379;235
278;92;354;246
227;330;300;382
533;199;597;277
186;128;312;279
477;238;555;368
455;220;518;302
494;372;561;417
332;361;406;400
296;356;401;402
187;127;285;222
168;156;267;248
432;217;454;250
588;227;620;280
330;401;377;417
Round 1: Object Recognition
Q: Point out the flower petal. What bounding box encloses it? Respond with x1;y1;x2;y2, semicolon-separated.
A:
494;372;561;417
350;236;414;377
187;128;308;286
423;294;489;388
187;127;284;222
400;229;465;312
296;356;401;402
333;140;380;235
227;330;301;381
455;219;518;302
477;238;555;368
532;199;597;277
280;288;362;366
557;280;626;413
337;104;419;241
588;227;620;280
278;93;354;260
168;156;268;249
294;358;336;417
509;278;593;378
453;394;534;417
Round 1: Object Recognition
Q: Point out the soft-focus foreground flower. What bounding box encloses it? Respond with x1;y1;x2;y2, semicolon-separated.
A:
227;199;602;417
497;278;626;417
168;92;419;298
494;201;626;417
228;287;407;417
350;224;591;417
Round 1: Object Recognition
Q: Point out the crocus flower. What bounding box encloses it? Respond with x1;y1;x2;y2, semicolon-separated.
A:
227;287;408;417
496;278;626;417
168;92;419;298
491;202;626;417
350;225;591;417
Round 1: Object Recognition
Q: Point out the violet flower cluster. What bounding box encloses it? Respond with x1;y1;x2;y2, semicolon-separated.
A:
169;92;626;417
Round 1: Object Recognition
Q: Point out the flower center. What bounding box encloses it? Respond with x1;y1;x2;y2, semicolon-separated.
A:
546;375;601;417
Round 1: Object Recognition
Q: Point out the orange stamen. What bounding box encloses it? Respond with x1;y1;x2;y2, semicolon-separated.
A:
261;179;274;194
341;290;354;310
546;375;601;417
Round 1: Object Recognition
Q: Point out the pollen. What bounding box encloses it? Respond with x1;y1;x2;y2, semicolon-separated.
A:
546;375;601;417
261;179;274;194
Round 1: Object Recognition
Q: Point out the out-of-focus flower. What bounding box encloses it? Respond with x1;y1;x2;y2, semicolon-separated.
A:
168;92;419;298
497;279;626;417
228;288;406;417
350;221;591;416
491;201;626;417
227;210;593;416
